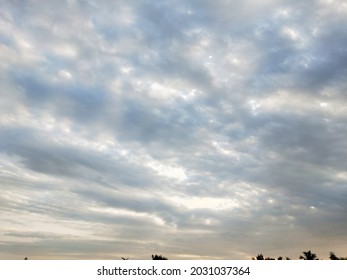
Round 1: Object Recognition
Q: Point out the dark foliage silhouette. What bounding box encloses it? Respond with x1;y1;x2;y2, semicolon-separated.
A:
252;254;281;260
251;250;347;260
329;252;347;260
299;250;318;260
152;254;168;260
253;254;291;260
253;254;264;260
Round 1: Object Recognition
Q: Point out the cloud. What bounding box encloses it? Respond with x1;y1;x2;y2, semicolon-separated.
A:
1;0;347;260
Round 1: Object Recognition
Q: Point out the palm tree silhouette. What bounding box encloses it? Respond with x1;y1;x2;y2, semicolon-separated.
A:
299;250;318;260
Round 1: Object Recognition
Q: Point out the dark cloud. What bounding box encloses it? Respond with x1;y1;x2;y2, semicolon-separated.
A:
0;126;159;190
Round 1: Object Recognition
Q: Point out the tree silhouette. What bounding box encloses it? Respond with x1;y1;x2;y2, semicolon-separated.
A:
329;252;347;260
253;254;291;260
152;254;168;260
252;251;347;260
299;250;318;260
279;256;291;260
252;254;264;260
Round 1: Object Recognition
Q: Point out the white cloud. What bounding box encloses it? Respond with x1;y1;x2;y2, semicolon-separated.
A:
1;0;347;260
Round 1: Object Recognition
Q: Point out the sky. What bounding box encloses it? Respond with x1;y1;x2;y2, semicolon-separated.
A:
1;0;347;260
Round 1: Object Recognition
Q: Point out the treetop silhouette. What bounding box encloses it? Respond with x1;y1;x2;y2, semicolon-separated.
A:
299;250;318;260
152;254;168;260
329;252;347;260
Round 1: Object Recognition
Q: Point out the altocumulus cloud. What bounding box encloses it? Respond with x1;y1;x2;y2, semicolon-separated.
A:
1;0;347;259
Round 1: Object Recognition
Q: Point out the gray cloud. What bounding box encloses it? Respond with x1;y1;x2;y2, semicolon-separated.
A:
1;0;347;260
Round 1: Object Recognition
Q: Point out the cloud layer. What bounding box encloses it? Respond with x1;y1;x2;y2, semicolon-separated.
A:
1;0;347;259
